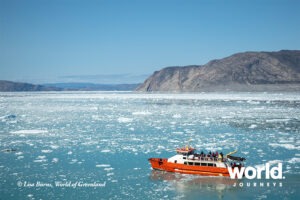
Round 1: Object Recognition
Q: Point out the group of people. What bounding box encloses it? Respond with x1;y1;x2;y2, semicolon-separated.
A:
200;151;223;158
194;151;224;161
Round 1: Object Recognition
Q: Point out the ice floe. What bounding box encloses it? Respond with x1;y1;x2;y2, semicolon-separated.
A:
96;164;110;168
117;117;133;123
287;157;300;164
50;145;59;149
172;114;182;119
41;150;53;153
269;143;300;150
132;111;152;115
10;129;48;134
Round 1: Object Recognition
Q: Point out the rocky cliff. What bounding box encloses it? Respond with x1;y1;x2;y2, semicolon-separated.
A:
136;50;300;92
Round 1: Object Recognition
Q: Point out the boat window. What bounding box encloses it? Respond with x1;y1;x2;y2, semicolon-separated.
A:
195;162;200;166
188;162;193;165
174;160;177;163
183;157;186;160
201;163;207;166
184;162;187;165
208;163;214;167
213;164;216;167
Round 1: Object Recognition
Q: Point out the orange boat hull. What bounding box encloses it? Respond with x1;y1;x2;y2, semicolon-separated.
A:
148;158;230;177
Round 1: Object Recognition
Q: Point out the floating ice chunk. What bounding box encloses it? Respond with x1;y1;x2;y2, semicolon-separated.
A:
287;158;300;164
131;137;141;141
132;111;152;115
247;100;260;104
268;160;283;165
34;159;46;163
96;164;110;168
172;114;181;119
249;124;257;129
37;155;46;159
269;143;300;150
50;145;59;149
201;120;210;125
92;115;101;120
52;158;59;163
107;173;114;176
134;168;141;170
41;150;53;153
129;127;135;131
224;132;233;136
67;151;72;155
10;129;48;134
266;119;290;123
173;131;183;135
15;152;23;155
279;138;294;143
104;168;114;171
101;149;110;153
69;159;78;164
117;117;133;123
255;160;283;169
17;156;24;159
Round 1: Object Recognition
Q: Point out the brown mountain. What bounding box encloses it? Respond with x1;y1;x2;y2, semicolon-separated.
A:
136;50;300;92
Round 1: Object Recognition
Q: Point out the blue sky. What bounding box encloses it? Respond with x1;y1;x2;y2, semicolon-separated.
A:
0;0;299;83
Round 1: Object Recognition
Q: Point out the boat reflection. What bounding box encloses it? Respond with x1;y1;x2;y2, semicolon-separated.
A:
149;170;243;199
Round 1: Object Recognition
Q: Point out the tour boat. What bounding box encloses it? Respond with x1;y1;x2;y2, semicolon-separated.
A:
148;144;245;177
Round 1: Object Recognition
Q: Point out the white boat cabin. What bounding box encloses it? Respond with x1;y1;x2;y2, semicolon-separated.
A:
167;147;228;168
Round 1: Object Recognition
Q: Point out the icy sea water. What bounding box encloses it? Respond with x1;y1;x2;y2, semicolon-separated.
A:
0;91;299;200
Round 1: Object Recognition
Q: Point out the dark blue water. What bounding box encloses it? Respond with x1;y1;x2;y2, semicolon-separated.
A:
0;92;299;199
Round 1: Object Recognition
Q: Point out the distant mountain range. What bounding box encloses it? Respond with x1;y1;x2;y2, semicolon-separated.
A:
136;50;300;92
0;80;140;92
0;80;62;92
2;50;300;92
43;83;141;91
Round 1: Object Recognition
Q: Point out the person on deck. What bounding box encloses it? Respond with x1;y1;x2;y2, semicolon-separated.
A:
219;152;223;161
